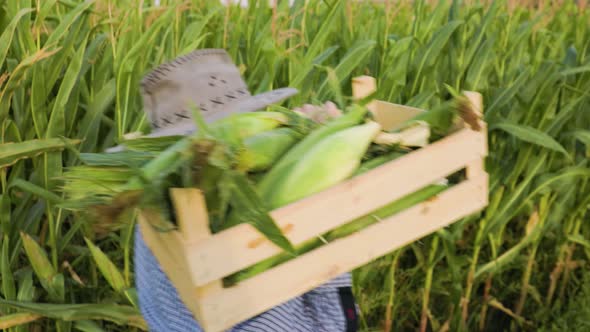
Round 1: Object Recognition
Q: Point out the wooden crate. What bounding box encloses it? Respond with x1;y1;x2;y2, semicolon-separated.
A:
138;76;489;332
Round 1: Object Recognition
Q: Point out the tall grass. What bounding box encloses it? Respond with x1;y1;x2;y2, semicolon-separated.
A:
0;0;589;331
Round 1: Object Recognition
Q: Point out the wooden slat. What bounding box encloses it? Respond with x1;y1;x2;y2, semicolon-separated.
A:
170;188;211;245
374;100;425;131
138;214;205;322
185;127;486;286
170;189;225;296
195;175;488;332
467;158;486;180
351;75;378;114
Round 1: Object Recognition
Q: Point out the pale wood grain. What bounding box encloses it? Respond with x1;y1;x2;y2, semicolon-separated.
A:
185;127;486;286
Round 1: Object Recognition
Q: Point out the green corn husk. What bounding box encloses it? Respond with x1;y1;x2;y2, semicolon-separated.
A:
267;120;382;209
236;127;302;172
209;111;290;144
256;104;369;200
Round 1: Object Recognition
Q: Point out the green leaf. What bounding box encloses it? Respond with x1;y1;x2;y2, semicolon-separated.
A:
16;270;35;302
74;320;106;332
570;130;590;156
0;8;34;73
411;20;463;94
491;122;569;157
43;0;94;47
0;138;81;169
0;300;146;330
1;236;16;309
19;232;63;302
8;179;64;204
0;194;10;235
0;47;60;120
46;38;88;138
0;312;42;330
560;65;590;76
78;78;117;153
568;234;590;249
571;130;590;145
227;171;295;255
317;39;377;100
484;71;529;120
84;238;127;293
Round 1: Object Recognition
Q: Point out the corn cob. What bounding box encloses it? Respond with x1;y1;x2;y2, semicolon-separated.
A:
256;104;369;203
267;120;382;209
209;111;290;143
236;127;301;172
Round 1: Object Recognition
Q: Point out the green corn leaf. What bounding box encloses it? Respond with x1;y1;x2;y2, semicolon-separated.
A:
0;47;60;120
227;170;295;255
546;95;586;136
8;179;64;204
84;238;127;293
46;38;88;139
465;36;495;90
44;17;89;104
570;130;590;156
0;138;81;169
571;130;590;145
568;234;590;249
17;270;35;302
491;122;569;157
290;0;343;89
43;0;94;47
318;66;345;108
475;228;538;280
560;65;590;76
0;194;10;235
317;39;377;99
312;46;340;66
0;300;146;330
19;232;63;302
411;20;463;93
74;320;106;332
33;0;57;30
0;312;42;330
78;78;116;153
484;71;529;120
1;236;16;302
0;8;34;73
30;64;49;138
462;1;499;71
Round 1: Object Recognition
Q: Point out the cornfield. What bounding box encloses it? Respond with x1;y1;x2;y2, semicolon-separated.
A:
1;0;589;331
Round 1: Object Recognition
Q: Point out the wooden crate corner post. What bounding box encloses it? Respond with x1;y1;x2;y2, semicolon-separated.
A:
138;188;222;329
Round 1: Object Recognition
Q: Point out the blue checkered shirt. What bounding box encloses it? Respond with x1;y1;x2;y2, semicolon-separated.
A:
134;225;357;331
